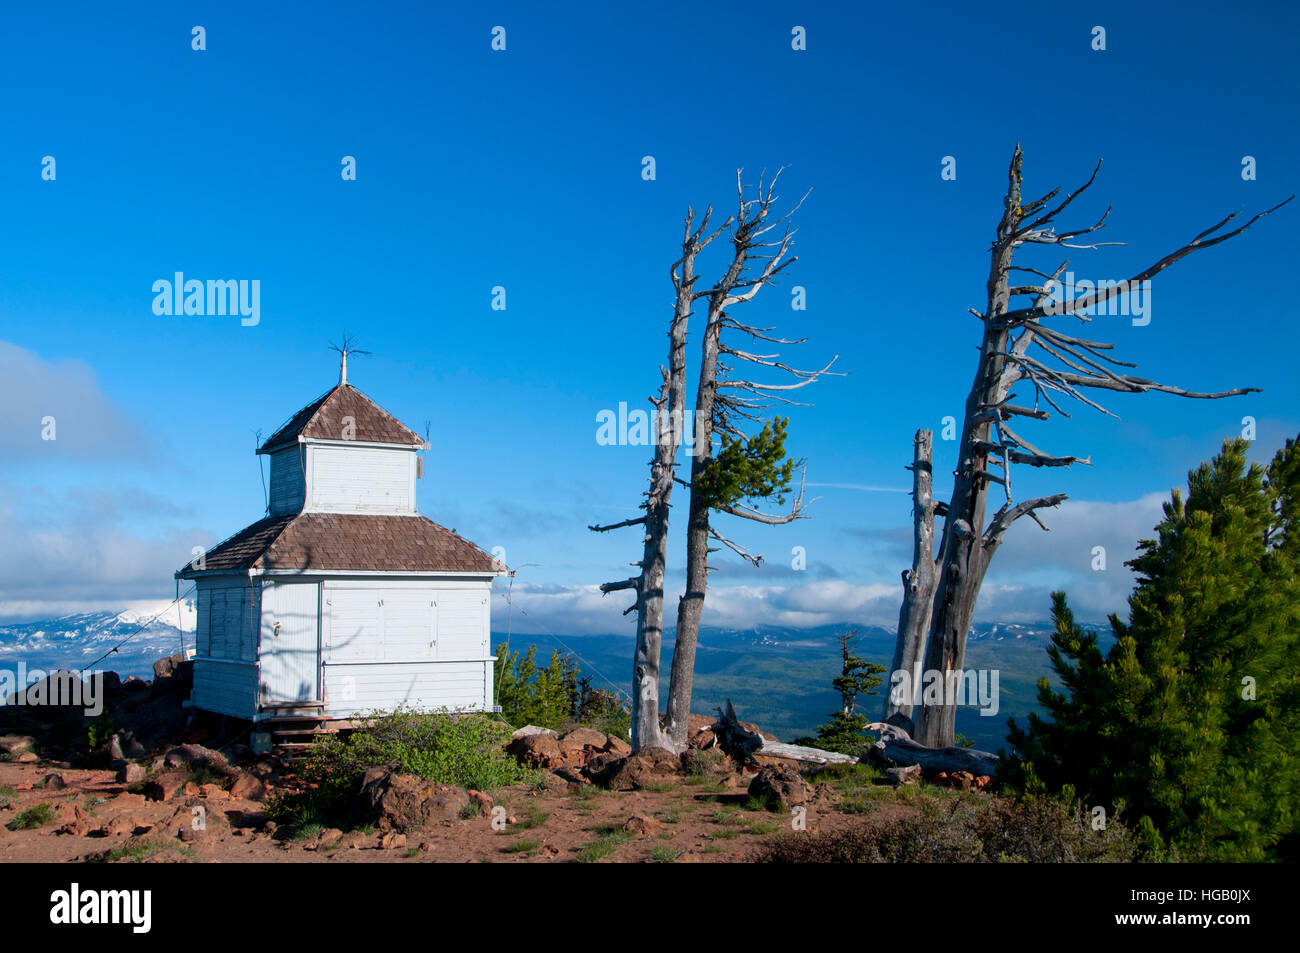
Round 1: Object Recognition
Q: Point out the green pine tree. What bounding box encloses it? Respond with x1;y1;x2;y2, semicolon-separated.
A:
692;417;797;511
1005;436;1300;861
797;630;886;755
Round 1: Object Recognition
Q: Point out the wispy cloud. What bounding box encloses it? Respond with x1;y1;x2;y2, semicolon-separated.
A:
0;340;146;462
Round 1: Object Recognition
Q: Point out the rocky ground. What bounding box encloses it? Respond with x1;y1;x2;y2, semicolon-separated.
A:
0;723;998;864
0;660;1000;863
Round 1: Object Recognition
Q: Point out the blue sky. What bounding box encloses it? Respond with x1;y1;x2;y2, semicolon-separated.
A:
1;0;1296;632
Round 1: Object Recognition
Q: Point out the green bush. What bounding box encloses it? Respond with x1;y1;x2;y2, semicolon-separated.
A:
87;712;117;754
6;803;56;831
495;644;579;728
268;709;536;827
495;643;631;738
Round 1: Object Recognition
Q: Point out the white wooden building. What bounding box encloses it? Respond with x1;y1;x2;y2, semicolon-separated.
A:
177;363;506;726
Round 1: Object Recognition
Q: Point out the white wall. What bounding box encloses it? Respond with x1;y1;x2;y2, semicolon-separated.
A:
306;444;416;514
268;447;305;515
192;577;260;719
195;577;259;662
319;577;493;717
192;660;259;720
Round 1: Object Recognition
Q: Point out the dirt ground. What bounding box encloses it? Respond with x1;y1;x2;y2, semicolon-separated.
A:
0;758;915;864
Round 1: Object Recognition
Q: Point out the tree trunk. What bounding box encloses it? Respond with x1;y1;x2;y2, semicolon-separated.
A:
912;158;1021;749
883;428;939;730
902;147;1275;747
665;307;723;749
596;210;717;751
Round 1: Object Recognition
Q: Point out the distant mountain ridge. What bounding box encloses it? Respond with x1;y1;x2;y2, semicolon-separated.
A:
1;606;1110;751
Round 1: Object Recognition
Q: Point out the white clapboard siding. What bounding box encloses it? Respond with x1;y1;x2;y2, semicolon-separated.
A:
322;660;491;718
320;579;494;714
196;581;259;662
382;589;437;657
433;589;491;661
192;659;259;719
307;444;415;514
268;447;305;515
324;587;385;662
259;581;320;704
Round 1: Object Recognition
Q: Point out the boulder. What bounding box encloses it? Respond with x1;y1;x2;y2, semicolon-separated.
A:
506;732;564;769
603;733;632;756
622;814;662;836
92;815;140;838
350;768;471;832
948;770;976;791
153;653;183;681
228;772;267;801
118;763;146;785
592;746;682;791
510;725;559;741
379;832;407;850
117;732;147;760
169;800;226;840
144;770;190;802
885;764;923;787
557;727;608;753
56;805;93;837
0;735;37;758
747;762;813;810
163;744;233;777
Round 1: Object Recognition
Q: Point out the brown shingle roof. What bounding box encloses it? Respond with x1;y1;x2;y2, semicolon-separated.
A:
179;515;297;574
258;384;423;453
178;513;501;576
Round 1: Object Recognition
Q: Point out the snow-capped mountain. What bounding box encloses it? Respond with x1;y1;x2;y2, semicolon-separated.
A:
0;602;195;680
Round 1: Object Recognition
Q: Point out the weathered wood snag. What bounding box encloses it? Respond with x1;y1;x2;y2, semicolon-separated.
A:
888;146;1291;749
591;206;729;750
665;169;837;750
596;169;837;753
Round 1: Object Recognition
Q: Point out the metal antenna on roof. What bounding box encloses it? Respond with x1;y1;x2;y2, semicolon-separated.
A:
254;428;268;512
328;333;371;387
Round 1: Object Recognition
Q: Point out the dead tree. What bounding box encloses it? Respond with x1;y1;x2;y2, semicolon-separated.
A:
591;207;729;750
882;428;940;727
664;169;839;749
892;146;1291;748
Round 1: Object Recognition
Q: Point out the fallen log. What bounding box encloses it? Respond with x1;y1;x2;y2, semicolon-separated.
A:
864;722;1000;777
755;742;858;766
715;700;858;766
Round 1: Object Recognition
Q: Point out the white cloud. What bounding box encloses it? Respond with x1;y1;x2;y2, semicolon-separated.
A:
0;340;144;461
497;492;1172;636
0;483;203;621
494;578;904;635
